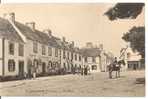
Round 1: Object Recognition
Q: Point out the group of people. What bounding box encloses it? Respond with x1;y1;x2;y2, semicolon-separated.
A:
70;65;90;76
23;57;122;80
80;66;91;75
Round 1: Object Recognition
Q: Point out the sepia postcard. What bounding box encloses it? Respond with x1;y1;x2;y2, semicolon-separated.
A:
0;2;145;97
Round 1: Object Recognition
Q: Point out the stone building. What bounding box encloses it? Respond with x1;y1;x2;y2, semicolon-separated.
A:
80;42;113;72
54;37;83;74
0;13;61;79
0;12;113;80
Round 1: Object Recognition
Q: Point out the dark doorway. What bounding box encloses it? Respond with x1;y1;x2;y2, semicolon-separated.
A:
19;61;24;78
42;62;46;74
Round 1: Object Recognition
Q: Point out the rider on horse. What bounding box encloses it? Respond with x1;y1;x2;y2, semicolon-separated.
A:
108;57;126;78
113;57;118;67
108;57;120;78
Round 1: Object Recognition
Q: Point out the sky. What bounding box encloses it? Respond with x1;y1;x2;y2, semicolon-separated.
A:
0;3;145;57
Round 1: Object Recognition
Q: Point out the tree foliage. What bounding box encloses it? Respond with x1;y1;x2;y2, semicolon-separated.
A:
122;26;145;58
104;3;145;59
105;3;144;21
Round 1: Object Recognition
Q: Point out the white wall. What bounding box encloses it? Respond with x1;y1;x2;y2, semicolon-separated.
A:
25;40;55;74
25;39;61;74
121;47;142;71
4;39;26;76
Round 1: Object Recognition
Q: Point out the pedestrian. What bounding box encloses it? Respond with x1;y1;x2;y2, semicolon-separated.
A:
24;72;27;80
81;67;84;75
33;72;36;80
87;66;91;75
84;67;88;75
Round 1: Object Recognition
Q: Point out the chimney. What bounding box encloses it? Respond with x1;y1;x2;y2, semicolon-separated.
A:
4;12;15;23
26;22;35;31
62;37;66;42
71;41;74;47
86;42;93;48
99;44;103;50
43;29;52;38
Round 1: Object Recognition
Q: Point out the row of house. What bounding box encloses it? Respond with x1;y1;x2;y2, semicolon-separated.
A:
119;46;144;71
0;13;114;80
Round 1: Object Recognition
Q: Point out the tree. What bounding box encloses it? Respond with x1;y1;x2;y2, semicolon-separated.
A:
105;3;144;21
104;3;145;59
122;26;145;58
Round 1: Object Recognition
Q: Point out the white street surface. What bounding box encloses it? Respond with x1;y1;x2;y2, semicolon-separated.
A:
0;70;145;96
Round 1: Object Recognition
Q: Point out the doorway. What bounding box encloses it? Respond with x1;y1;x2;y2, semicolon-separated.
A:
42;62;46;74
19;61;24;78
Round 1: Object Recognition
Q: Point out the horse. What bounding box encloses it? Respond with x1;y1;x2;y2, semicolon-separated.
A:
107;60;125;79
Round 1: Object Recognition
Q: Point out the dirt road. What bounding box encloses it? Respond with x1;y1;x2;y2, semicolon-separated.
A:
0;70;145;96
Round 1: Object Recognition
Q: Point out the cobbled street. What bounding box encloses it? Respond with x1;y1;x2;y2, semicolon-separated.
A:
0;70;145;96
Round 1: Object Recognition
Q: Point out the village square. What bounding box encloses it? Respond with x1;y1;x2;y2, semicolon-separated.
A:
0;3;145;96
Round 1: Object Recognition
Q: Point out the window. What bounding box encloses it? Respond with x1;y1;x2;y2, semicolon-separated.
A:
79;55;81;61
55;48;58;57
127;52;131;58
79;65;81;69
75;64;77;68
59;49;61;55
8;59;15;72
9;42;14;55
92;65;97;70
92;57;96;62
48;61;52;69
48;47;52;56
85;57;87;62
18;44;24;56
63;50;66;59
52;62;56;69
128;63;130;68
33;42;38;53
75;54;77;61
42;45;46;55
67;52;69;60
71;53;73;60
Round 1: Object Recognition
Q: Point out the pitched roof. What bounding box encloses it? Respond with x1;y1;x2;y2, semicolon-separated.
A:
53;37;74;50
0;17;80;50
0;17;23;42
80;48;101;57
53;36;63;48
15;21;56;46
0;17;59;47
